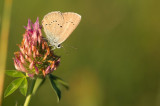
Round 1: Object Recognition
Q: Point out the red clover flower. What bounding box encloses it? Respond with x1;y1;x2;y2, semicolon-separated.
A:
13;18;60;77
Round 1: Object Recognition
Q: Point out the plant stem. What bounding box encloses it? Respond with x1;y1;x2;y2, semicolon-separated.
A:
24;78;36;106
24;77;45;106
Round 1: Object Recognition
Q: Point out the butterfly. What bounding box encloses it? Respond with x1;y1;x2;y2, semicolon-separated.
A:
42;11;81;49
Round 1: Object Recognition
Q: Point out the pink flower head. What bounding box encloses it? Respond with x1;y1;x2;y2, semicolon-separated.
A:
13;18;60;77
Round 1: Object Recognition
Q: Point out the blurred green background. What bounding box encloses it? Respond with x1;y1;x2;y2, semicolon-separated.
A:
1;0;160;106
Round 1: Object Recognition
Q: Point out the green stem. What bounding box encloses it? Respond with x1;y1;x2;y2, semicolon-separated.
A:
23;77;45;106
24;78;36;106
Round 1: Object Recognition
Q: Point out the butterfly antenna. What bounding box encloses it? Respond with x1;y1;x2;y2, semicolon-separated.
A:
65;43;78;51
61;45;70;55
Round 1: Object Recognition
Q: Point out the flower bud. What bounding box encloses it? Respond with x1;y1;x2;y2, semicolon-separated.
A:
29;61;34;70
34;66;39;74
45;66;51;75
13;58;21;71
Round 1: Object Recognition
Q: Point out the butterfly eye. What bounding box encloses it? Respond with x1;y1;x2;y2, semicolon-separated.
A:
57;44;61;48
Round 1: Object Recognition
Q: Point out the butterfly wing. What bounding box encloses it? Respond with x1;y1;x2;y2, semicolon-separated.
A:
57;12;81;44
42;11;64;43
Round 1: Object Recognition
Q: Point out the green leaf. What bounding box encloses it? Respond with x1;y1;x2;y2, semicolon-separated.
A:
19;78;28;96
4;78;24;97
51;75;69;90
49;74;61;102
6;70;25;77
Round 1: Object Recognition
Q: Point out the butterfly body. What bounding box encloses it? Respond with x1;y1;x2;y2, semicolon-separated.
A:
42;11;81;49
